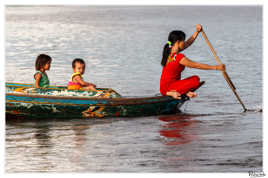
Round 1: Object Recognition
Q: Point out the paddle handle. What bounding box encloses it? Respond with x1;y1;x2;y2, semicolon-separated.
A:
223;71;236;90
222;71;247;111
201;31;237;89
201;30;247;111
201;31;222;64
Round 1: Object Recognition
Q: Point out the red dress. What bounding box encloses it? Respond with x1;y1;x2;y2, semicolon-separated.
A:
160;53;200;95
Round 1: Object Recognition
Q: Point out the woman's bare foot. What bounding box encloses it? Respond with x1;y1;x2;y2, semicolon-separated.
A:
186;91;197;98
166;90;181;99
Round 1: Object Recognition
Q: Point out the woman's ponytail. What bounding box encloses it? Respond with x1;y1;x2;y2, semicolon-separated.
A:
161;43;170;66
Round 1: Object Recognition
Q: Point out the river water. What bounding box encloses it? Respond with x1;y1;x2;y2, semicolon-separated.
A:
5;6;263;172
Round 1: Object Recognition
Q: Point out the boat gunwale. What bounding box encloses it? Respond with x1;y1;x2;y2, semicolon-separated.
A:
6;82;122;96
5;82;179;104
6;92;173;102
6;98;179;106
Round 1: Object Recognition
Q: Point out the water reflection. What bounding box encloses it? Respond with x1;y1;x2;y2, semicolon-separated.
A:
34;124;53;149
72;124;89;147
70;124;89;164
158;114;199;146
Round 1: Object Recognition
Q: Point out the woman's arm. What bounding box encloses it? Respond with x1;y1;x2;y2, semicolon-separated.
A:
34;73;42;88
180;57;225;71
183;24;202;50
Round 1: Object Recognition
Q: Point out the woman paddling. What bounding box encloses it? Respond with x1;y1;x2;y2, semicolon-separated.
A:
160;24;225;99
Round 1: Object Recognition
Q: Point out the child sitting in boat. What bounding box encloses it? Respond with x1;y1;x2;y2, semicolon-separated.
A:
68;58;96;91
34;54;52;88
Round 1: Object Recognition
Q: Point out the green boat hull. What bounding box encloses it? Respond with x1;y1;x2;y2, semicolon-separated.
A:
6;82;188;118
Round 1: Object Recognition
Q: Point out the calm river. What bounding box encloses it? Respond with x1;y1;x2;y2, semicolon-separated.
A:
5;6;262;172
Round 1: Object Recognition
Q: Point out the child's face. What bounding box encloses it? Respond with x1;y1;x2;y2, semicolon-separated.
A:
44;61;51;70
73;62;85;74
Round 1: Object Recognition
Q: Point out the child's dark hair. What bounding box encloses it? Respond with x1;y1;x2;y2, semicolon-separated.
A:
35;54;52;70
161;30;186;66
72;58;86;68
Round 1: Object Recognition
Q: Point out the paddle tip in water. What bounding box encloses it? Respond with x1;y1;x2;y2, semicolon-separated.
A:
243;108;262;113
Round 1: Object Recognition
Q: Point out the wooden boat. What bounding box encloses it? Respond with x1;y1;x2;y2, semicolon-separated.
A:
6;82;193;118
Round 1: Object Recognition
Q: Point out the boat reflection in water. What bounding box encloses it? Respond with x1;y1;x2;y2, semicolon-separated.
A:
158;114;200;146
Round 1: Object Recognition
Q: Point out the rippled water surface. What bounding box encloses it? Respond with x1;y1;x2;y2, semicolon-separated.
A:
5;6;262;172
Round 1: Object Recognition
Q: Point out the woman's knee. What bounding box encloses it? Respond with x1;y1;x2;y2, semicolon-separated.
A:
191;75;200;82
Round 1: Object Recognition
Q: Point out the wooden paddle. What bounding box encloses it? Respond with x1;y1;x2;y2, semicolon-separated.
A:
201;30;247;112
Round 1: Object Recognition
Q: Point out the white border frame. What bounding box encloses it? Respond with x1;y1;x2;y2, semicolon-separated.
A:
1;1;266;178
